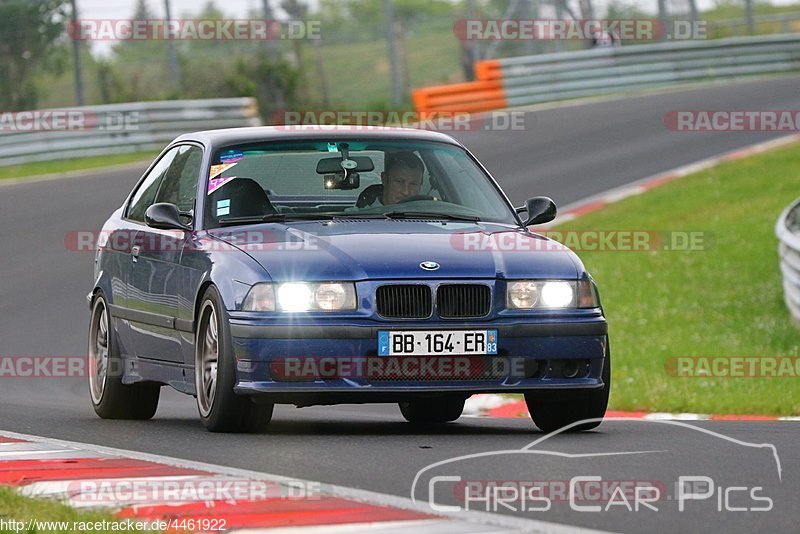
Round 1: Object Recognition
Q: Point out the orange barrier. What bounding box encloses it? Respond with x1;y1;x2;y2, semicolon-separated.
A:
474;59;502;82
412;60;506;113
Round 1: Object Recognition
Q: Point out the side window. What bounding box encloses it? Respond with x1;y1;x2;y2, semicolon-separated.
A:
127;148;179;223
154;145;203;213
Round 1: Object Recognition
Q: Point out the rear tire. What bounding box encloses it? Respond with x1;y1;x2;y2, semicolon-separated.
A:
525;351;611;433
399;395;465;424
88;293;160;420
195;286;274;433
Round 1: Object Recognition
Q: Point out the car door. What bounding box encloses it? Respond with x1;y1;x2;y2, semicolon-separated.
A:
146;144;204;367
126;145;201;363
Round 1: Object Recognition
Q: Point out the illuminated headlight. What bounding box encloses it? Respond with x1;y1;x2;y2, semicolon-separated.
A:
507;280;599;310
277;283;314;311
541;281;575;308
243;282;356;312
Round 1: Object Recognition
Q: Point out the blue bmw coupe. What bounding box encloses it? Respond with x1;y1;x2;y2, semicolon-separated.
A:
87;126;609;433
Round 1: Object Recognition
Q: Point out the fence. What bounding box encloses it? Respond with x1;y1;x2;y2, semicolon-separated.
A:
0;98;260;167
413;33;800;113
707;11;800;38
777;197;800;325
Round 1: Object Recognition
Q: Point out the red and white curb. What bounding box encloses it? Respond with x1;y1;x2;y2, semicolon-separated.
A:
551;133;800;224
464;394;800;422
0;430;605;534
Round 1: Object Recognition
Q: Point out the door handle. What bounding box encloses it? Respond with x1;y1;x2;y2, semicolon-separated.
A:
131;245;140;262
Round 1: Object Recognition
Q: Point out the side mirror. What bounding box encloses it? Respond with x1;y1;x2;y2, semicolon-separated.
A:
145;203;191;231
516;196;557;225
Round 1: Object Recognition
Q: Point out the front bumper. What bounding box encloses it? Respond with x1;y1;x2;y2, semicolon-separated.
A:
230;317;609;396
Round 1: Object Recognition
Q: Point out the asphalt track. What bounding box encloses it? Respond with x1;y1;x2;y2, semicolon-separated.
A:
1;76;800;532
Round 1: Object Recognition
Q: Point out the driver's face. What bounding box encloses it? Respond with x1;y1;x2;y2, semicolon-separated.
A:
381;168;422;204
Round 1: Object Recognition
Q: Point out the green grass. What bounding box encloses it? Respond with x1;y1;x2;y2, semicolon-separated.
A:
0;486;155;533
0;152;155;182
552;142;800;415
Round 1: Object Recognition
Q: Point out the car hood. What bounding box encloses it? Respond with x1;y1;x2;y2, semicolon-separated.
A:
209;221;581;281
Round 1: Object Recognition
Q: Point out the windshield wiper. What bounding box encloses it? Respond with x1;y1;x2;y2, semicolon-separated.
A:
218;213;335;227
384;211;481;222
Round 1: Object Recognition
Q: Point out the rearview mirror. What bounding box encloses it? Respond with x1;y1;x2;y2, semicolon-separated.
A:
145;203;191;231
316;156;374;174
516;196;557;225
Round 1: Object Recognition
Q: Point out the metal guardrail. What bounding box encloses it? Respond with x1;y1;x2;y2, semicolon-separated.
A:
413;34;800;113
776;198;800;324
0;98;261;167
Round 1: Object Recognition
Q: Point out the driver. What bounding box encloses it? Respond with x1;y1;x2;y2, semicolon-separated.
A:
363;151;424;207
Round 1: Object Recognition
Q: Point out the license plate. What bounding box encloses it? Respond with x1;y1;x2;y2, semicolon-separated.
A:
378;330;498;356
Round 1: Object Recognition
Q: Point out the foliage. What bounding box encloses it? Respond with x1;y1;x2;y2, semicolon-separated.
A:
0;0;69;110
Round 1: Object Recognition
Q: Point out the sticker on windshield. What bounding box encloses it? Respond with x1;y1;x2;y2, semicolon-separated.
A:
216;199;231;216
220;150;244;164
209;162;237;180
208;175;236;195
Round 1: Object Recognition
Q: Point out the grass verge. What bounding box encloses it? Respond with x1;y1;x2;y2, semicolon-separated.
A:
553;142;800;415
0;486;154;533
0;153;155;182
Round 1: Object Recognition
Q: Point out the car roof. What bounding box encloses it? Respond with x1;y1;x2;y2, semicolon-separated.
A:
173;126;465;149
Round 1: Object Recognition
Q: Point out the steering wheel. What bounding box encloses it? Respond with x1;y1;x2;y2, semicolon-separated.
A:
397;195;436;203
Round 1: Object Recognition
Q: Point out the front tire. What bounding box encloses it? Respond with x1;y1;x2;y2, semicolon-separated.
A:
399;395;465;424
195;286;273;433
88;293;160;420
525;351;611;433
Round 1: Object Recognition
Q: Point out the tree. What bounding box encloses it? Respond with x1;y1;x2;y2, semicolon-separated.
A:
281;0;309;102
225;52;299;121
133;0;154;20
0;0;69;110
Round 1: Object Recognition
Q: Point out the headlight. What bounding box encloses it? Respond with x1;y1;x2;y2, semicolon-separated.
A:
243;282;356;312
277;283;314;311
507;280;598;310
315;283;356;311
540;281;575;308
507;281;539;309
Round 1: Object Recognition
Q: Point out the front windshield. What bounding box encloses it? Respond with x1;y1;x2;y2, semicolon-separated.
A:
204;139;518;228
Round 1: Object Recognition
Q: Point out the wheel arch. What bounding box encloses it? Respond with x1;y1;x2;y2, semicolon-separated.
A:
89;270;116;308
